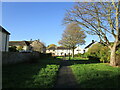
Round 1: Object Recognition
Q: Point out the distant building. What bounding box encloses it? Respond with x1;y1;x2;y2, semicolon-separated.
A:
9;40;46;53
9;41;32;52
30;40;46;53
46;46;83;56
83;40;98;53
0;26;10;52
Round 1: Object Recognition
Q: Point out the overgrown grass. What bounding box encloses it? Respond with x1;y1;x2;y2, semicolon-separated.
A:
70;63;120;88
2;57;60;88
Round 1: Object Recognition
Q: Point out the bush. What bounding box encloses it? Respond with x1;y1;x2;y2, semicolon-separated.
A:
86;43;110;63
74;53;89;58
16;46;23;51
46;53;52;57
9;46;18;52
74;53;84;57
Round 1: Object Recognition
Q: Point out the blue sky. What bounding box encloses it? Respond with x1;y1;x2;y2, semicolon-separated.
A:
2;2;100;48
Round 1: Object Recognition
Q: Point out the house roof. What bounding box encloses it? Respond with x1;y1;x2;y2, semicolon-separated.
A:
57;47;69;50
9;41;32;46
84;40;96;49
47;47;56;50
47;47;69;50
31;40;46;47
0;26;10;35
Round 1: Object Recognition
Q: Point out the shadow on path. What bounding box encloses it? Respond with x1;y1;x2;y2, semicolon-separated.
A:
54;66;79;88
54;57;100;88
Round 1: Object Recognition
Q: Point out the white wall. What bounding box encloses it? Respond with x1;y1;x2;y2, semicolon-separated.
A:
0;31;9;52
46;46;84;56
74;47;84;54
23;46;29;51
0;31;2;51
55;49;72;56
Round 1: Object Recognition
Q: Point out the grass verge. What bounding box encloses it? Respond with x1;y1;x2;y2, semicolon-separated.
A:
70;63;120;88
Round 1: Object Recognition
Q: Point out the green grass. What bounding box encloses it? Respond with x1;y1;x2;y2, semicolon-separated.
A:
2;57;60;88
3;56;120;88
32;64;60;88
56;56;88;60
70;63;120;88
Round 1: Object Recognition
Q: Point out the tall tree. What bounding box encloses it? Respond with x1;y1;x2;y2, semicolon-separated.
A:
63;1;120;66
58;22;86;58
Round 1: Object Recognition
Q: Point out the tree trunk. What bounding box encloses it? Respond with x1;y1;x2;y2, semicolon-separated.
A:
110;44;117;66
72;48;74;58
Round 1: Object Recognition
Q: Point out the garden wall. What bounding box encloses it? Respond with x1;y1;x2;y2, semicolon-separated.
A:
2;52;40;64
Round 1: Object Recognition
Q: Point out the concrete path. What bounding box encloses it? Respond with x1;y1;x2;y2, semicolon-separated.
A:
54;66;79;88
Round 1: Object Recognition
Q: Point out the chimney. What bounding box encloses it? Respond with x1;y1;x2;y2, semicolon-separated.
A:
92;40;94;43
38;39;40;42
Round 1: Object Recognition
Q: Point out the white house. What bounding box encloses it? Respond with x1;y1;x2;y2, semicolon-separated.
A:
46;46;84;56
0;26;10;52
74;46;84;54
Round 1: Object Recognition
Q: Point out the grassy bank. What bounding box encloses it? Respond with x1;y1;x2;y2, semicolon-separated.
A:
71;63;120;88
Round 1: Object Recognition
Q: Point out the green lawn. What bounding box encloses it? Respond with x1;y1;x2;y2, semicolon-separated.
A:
71;63;120;88
3;56;120;88
56;56;88;60
2;57;60;88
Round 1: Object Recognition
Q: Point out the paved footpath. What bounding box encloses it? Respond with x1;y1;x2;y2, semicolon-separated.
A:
54;66;79;88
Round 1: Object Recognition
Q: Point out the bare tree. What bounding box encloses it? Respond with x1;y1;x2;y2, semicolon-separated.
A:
58;22;86;58
63;1;120;66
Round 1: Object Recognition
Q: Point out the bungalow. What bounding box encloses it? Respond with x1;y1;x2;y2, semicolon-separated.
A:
0;26;10;52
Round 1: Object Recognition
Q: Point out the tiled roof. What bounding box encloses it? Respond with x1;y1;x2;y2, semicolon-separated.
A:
57;47;69;50
47;47;56;50
47;47;69;50
0;26;10;35
9;41;32;46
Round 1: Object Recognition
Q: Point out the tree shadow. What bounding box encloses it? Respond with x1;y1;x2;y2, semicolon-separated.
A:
2;56;60;88
53;56;100;66
2;63;48;88
2;55;101;88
